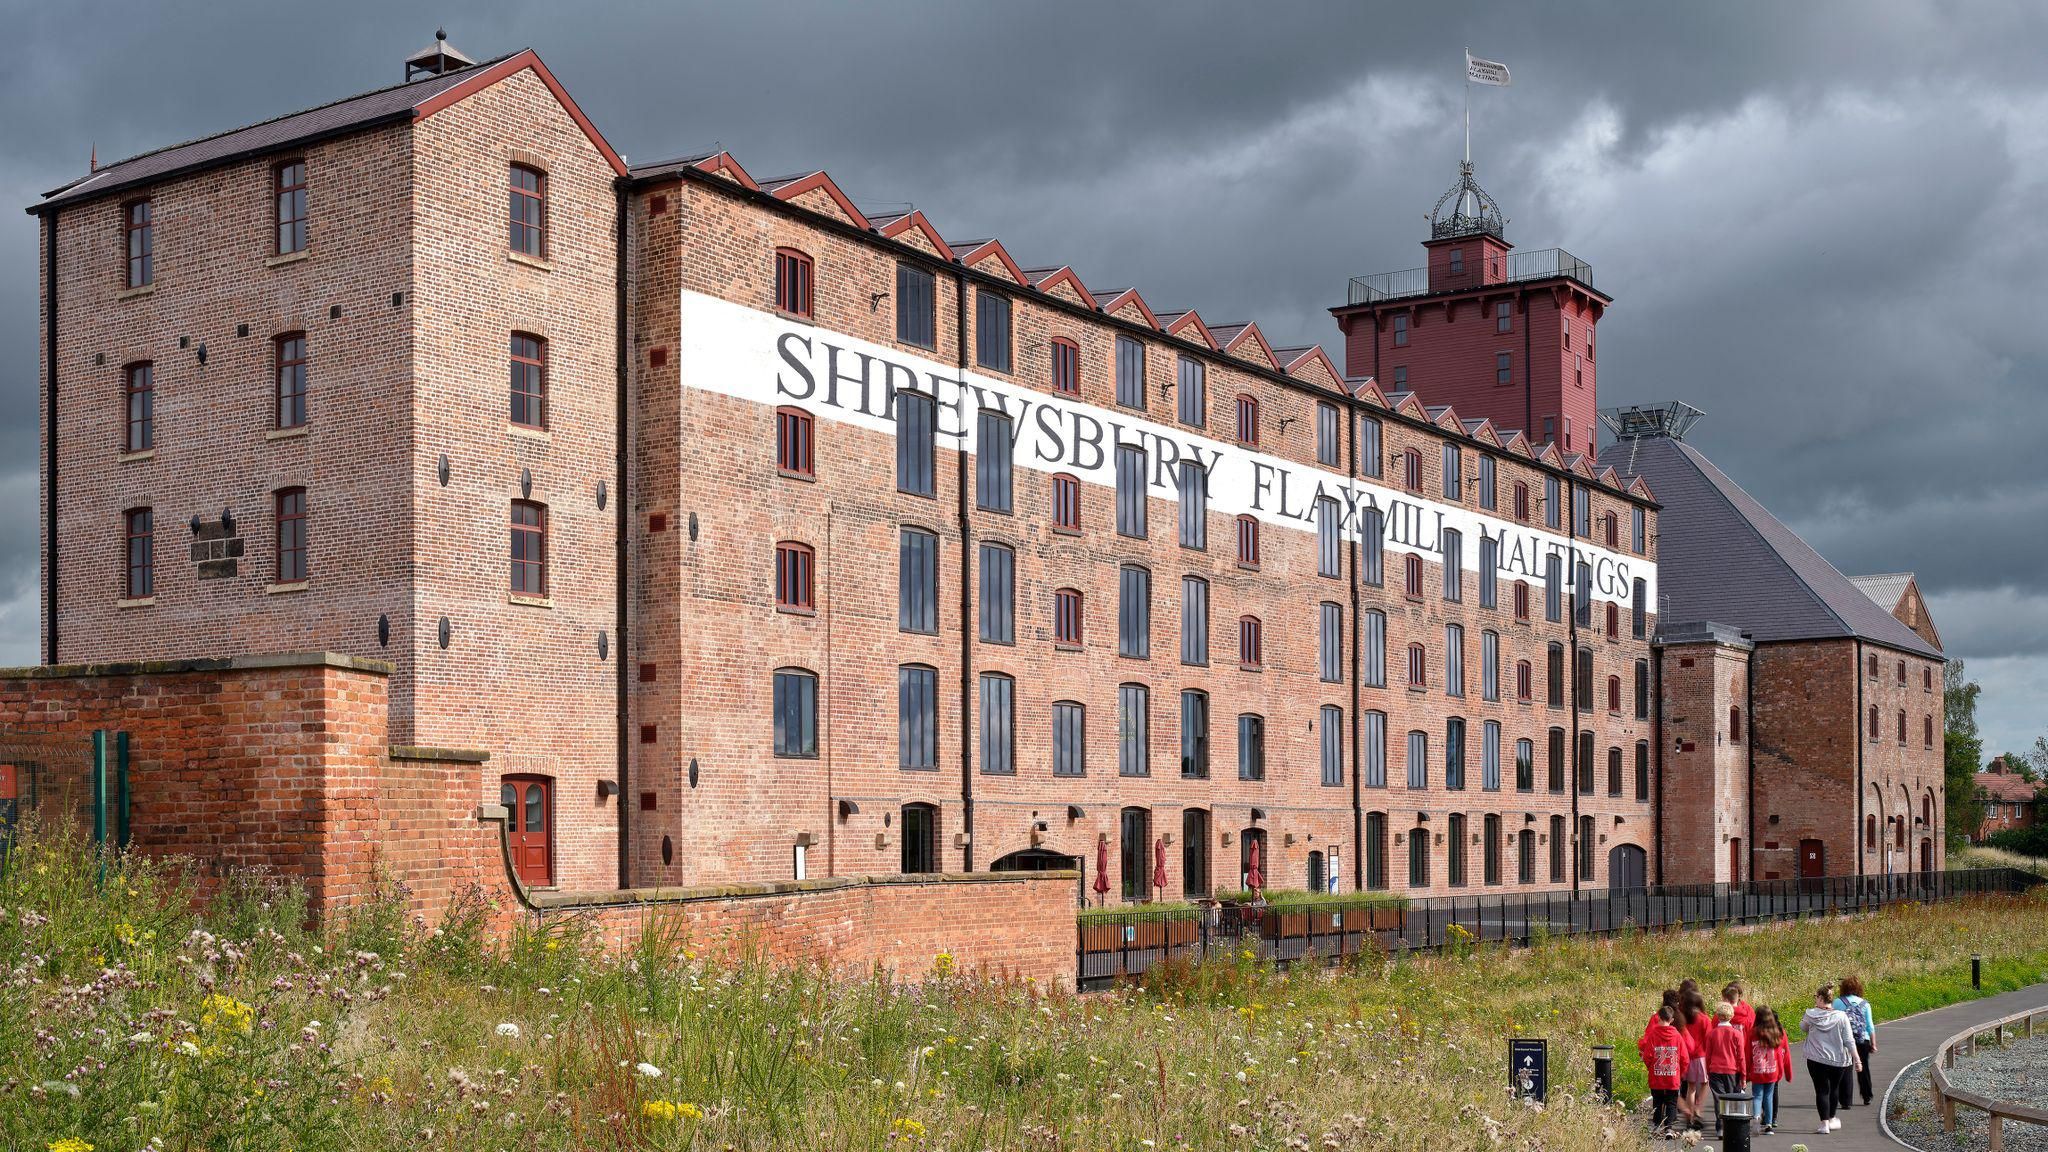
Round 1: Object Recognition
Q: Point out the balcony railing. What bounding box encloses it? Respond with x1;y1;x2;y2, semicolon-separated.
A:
1348;247;1596;305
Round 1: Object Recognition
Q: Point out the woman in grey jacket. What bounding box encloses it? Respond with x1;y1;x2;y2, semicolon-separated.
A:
1803;984;1864;1134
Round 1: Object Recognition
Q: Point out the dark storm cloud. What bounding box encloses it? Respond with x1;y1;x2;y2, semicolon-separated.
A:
2;0;2043;748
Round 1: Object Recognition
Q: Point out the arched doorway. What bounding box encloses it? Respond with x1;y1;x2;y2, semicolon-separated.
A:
1606;843;1646;891
1919;838;1933;874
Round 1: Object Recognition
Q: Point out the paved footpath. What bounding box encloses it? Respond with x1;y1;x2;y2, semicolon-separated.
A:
1753;981;2048;1151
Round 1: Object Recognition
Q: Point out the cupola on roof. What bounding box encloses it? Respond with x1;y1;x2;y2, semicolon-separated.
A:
1430;161;1505;241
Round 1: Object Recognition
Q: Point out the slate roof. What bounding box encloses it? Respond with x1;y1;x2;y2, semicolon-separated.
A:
1977;763;2039;804
1597;434;1942;659
1849;573;1914;615
35;54;516;213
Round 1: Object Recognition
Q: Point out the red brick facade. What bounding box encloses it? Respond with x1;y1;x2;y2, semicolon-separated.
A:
1974;759;2039;842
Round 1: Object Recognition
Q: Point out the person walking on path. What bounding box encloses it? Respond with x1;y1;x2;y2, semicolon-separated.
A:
1834;975;1878;1107
1746;1007;1792;1136
1704;1001;1749;1136
1679;987;1713;1128
1640;1004;1690;1139
1802;984;1862;1134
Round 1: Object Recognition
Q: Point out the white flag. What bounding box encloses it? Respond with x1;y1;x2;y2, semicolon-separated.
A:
1466;51;1511;87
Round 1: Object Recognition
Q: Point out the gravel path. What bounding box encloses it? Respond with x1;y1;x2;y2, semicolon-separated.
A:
1887;1033;2048;1151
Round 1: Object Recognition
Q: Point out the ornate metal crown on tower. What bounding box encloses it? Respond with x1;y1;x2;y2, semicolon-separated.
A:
1430;162;1506;241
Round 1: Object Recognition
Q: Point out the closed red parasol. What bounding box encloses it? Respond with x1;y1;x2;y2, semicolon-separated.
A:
1152;837;1168;899
1246;836;1264;896
1093;837;1111;904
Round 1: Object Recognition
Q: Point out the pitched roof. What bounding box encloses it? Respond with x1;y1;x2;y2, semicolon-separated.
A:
1976;764;2038;804
1597;434;1941;659
1849;573;1914;614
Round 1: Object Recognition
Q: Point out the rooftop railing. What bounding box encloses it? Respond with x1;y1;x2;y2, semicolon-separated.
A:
1347;247;1596;305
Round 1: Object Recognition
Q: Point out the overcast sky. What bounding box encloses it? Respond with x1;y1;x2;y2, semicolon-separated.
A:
1;1;2042;759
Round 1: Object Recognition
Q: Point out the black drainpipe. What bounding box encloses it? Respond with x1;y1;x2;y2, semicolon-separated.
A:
42;211;58;665
1744;637;1757;883
953;271;974;871
613;183;631;889
1346;399;1363;893
1567;481;1581;896
1853;641;1866;880
1651;637;1664;886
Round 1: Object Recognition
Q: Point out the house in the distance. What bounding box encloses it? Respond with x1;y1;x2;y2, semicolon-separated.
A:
1973;757;2039;843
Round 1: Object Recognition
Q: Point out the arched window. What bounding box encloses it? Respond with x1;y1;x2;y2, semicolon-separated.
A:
1407;643;1427;688
774;247;814;317
1896;660;1907;685
1235;515;1260;567
1050;337;1080;395
1513;481;1530;521
1604;601;1618;639
774;541;814;610
1606;675;1621;714
1867;705;1880;740
1865;814;1877;851
1404;553;1424;600
510;332;547;429
1051;472;1081;532
1234;394;1259;447
901;802;938;874
275;159;308;255
1402;447;1423;491
1924;715;1935;749
275;332;308;429
1600;512;1617;548
898;664;937;770
1238;615;1262;669
1896;710;1907;745
772;668;819;758
1121;807;1154;901
1867;652;1879;679
275;487;307;583
510;500;548;596
1053;588;1083;647
509;163;545;256
123;506;154;598
776;406;815;477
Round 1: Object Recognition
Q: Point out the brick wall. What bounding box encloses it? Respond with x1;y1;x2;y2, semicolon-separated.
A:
1656;626;1753;884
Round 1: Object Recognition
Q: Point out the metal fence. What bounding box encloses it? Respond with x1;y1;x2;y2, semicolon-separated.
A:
1346;247;1596;305
0;728;128;873
1077;868;2042;989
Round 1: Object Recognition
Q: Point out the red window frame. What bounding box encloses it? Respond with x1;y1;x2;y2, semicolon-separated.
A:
511;500;548;597
1731;706;1744;740
275;333;308;429
123;506;153;598
1234;394;1259;447
1403;554;1424;601
1054;588;1083;647
1924;715;1934;748
1407;643;1427;688
1239;615;1262;670
275;487;307;583
1514;482;1529;522
1867;653;1879;678
774;540;814;611
1867;705;1879;740
1896;660;1906;685
1513;581;1530;621
275;160;308;255
1896;710;1907;745
501;774;553;887
776;406;814;478
1235;515;1260;568
124;199;153;288
1052;473;1081;532
1604;601;1619;639
509;164;546;257
123;361;154;452
774;247;814;318
1601;512;1617;548
1050;338;1079;395
1402;448;1423;492
1516;660;1532;702
1607;675;1621;714
510;333;546;429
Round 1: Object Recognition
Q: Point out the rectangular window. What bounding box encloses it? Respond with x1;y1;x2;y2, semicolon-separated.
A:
1608;746;1624;796
1181;576;1208;666
1360;507;1384;586
1448;813;1466;887
896;391;936;496
1579;814;1596;881
1633;577;1648;639
1517;660;1532;702
1577;730;1596;796
1407;642;1426;689
1317;497;1341;578
1238;615;1262;669
124;362;154;452
275;160;308;255
1446;717;1466;790
1409;825;1429;888
1481;630;1499;701
275;333;308;429
1321;706;1343;787
1179;693;1211;779
510;333;546;429
1234;394;1259;446
773;669;818;758
510;500;547;596
1119;684;1149;776
1548;729;1566;793
1544;475;1561;529
1550;815;1566;883
1547;644;1565;708
1635;659;1650;720
1442;443;1462;501
898;528;938;634
1495;300;1511;333
509;165;545;257
1544;554;1562;623
1053;702;1085;777
1391;314;1408;347
775;541;813;610
1359;415;1383;477
1574;487;1591;537
1478;455;1497;510
1407;730;1428;789
899;665;937;770
124;507;153;598
1635;741;1650;801
275;487;307;583
1115;335;1146;408
1632;506;1646;555
1478;536;1498;608
1178;461;1207;549
1052;473;1080;532
1495;352;1512;385
1484;814;1502;885
125;199;153;288
980;673;1014;775
1576;561;1594;628
1441;528;1463;601
979;543;1014;644
1515;737;1534;792
1176;357;1205;427
1118;565;1150;658
1316;402;1340;466
1575;646;1594;711
1362;610;1386;688
1363;711;1386;788
774;248;813;317
896;263;935;348
1444;623;1464;698
1319;602;1342;684
1051;338;1079;395
1236;516;1260;567
1054;587;1083;647
976;409;1013;512
975;290;1011;371
1115;445;1147;538
777;407;814;477
1515;581;1530;621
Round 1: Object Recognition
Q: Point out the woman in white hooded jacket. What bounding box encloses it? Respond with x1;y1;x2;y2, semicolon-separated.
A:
1802;984;1863;1134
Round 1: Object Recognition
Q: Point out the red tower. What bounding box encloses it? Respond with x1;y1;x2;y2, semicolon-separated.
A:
1332;163;1609;452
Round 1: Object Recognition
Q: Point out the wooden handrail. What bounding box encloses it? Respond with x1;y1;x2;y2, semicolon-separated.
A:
1929;1004;2048;1152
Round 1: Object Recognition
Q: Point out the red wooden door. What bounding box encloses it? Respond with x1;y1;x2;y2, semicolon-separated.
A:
501;776;553;887
1729;837;1742;884
1919;839;1932;874
1798;839;1825;879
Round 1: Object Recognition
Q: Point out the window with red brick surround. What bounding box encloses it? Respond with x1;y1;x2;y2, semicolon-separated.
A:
1052;473;1081;533
123;507;153;598
776;406;814;478
1402;447;1423;492
124;199;153;288
774;541;814;611
1924;715;1935;748
1406;643;1426;689
1054;587;1083;647
1514;481;1529;522
275;333;307;429
275;487;307;583
509;164;545;257
1867;704;1879;740
774;247;813;318
1051;338;1079;396
510;333;546;429
1514;581;1530;621
1235;515;1259;568
1516;660;1532;702
1896;709;1907;745
1604;601;1618;640
124;362;154;452
1239;615;1262;670
1403;554;1424;601
1234;394;1259;448
1600;512;1617;548
1607;675;1621;714
1896;659;1906;685
510;500;547;597
1730;705;1743;741
275;160;307;254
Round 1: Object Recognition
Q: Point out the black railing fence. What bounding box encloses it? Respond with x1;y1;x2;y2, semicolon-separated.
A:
1076;868;2042;990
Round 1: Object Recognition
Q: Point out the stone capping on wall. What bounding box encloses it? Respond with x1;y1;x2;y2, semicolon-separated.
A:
528;870;1084;912
0;650;394;679
1652;621;1755;649
389;744;491;763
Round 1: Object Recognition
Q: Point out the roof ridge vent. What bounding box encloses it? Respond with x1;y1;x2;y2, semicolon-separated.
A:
405;29;475;81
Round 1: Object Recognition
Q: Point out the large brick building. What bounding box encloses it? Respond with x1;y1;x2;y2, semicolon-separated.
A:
16;41;1937;918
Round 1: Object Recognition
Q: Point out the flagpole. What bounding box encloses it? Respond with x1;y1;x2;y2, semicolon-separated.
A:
1463;47;1471;165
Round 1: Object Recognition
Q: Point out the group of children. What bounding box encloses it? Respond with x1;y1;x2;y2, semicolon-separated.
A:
1636;977;1878;1139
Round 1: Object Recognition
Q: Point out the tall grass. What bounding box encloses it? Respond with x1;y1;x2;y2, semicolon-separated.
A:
3;825;2045;1151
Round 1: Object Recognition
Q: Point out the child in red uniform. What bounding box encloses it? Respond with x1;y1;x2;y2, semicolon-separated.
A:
1704;1001;1749;1135
1679;988;1712;1128
1724;981;1755;1044
1747;1007;1793;1135
1640;1005;1689;1138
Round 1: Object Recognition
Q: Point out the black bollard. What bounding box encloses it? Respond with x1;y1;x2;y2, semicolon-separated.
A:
1715;1091;1754;1152
1591;1044;1613;1103
1972;952;1982;990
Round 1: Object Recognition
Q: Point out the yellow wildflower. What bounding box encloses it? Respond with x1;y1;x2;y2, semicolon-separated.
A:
642;1100;679;1121
891;1116;926;1137
200;994;255;1036
48;1141;94;1152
